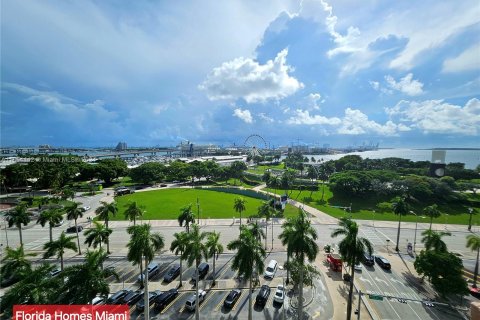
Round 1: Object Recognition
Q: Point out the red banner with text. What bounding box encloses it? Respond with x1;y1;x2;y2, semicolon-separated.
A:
13;305;129;320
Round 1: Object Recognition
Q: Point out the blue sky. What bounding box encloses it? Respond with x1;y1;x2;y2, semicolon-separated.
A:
1;0;479;148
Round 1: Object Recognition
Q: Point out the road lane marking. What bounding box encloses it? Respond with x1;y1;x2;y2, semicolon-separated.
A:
232;292;243;311
199;291;216;311
161;292;186;314
215;292;229;312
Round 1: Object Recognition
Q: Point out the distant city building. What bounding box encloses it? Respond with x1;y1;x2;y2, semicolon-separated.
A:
115;142;127;151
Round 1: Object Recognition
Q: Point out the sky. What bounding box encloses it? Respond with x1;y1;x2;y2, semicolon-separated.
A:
1;0;480;148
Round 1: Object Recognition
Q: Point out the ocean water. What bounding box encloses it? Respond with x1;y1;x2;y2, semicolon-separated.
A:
306;149;480;169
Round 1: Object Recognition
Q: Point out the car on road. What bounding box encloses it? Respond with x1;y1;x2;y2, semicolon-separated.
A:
66;225;83;233
54;220;64;227
273;285;285;304
121;290;143;305
223;289;241;309
255;285;271;306
91;296;105;305
354;263;362;271
50;269;61;277
80;206;91;212
137;262;160;282
185;290;207;311
362;253;374;266
375;256;391;270
106;289;129;304
154;288;179;311
264;259;278;279
136;290;161;312
191;262;209;283
163;264;180;283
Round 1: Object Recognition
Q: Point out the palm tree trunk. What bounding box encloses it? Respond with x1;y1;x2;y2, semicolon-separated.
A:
474;247;479;288
60;252;64;271
179;257;183;287
346;264;356;320
240;211;242;229
248;273;253;320
265;221;268;250
195;261;200;320
321;180;325;201
49;225;53;243
298;263;305;319
286;254;290;284
106;219;110;254
18;226;23;247
212;252;216;286
144;256;150;320
429;217;433;230
75;219;81;255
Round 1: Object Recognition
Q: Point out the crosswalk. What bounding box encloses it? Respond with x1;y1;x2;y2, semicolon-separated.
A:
360;227;386;246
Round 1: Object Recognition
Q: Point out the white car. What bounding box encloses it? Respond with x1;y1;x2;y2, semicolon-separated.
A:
273;285;285;304
354;263;362;271
185;290;207;311
264;260;278;279
81;206;91;212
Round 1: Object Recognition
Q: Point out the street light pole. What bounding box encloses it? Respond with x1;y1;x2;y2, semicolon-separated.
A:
468;208;474;231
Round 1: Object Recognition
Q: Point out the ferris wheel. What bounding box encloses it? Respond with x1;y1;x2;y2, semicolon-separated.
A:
243;134;268;157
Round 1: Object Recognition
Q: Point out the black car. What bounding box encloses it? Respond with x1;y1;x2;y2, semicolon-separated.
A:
363;253;374;266
154;288;179;311
136;290;161;312
164;264;181;283
191;262;209;282
107;289;129;304
255;285;271;306
375;256;391;270
122;290;143;306
66;225;83;233
224;289;241;309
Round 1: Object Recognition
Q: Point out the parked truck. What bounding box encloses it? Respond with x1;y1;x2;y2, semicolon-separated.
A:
326;253;343;272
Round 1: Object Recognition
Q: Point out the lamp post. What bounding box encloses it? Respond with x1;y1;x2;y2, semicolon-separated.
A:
468;208;474;231
410;211;418;253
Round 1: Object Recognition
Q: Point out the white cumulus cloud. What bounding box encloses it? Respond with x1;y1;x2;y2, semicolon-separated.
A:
286;109;341;125
233;108;253;123
442;44;480;73
385;73;424;96
199;49;303;103
337;108;409;136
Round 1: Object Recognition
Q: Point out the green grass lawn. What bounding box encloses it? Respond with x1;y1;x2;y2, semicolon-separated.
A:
113;188;298;220
264;186;480;226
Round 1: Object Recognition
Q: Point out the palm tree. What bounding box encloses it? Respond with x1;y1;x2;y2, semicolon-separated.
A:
95;201;117;253
84;221;112;251
127;224;164;320
247;220;265;243
331;217;373;320
66;202;84;254
43;232;77;271
206;231;224;286
5;204;31;246
37;208;64;243
280;209;319;319
0;245;36;280
170;231;189;287
279;217;295;284
423;204;441;230
124;201;144;226
257;201;275;250
178;204;195;233
233;197;246;229
393;196;409;251
227;225;266;320
183;224;208;320
467;234;480;288
421;229;451;252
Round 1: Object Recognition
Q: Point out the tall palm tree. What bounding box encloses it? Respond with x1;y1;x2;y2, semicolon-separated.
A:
233;197;246;229
467;234;480;288
43;232;78;271
59;249;117;304
247;221;265;243
421;229;451;252
331;217;373;320
5;204;31;246
228;225;266;320
170;231;189;287
393;196;409;251
84;221;112;251
206;231;224;286
279;217;295;284
95;201;117;253
127;224;164;320
257;201;275;250
423;204;441;230
183;224;208;320
0;245;36;280
124;201;144;226
66;202;84;254
178;204;195;233
37;208;64;243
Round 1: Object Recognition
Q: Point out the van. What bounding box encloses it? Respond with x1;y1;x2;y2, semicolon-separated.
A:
191;262;209;282
264;260;278;279
137;262;159;282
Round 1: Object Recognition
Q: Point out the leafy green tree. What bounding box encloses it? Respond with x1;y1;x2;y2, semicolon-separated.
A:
43;232;77;271
0;245;36;281
129;162;165;184
5;204;31;246
467;234;480;288
233;197;246;229
423;204;441;230
227;225;266;320
421;229;451;252
280;169;296;197
284;260;320;289
166;160;189;181
183;224;208;320
37;208;64;242
61;187;75;201
229;161;247;185
392;196;409;252
95;159;128;184
170;231;189;287
65;202;84;254
331;217;373;320
95;201;117;253
84;221;112;251
126;224;164;320
178;204;195;233
124;201;144;226
206;231;224;286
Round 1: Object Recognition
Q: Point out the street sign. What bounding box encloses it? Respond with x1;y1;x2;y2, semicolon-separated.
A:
369;294;384;301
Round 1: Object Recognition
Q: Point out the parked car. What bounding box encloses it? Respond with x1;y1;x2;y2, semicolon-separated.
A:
66;225;83;233
107;289;129;304
191;262;209;282
273;285;285;304
80;206;91;212
54;220;64;227
255;285;271;306
122;290;143;306
91;296;105;305
375;256;391;270
223;289;241;309
363;253;374;266
264;260;278;279
185;290;207;311
136;290;161;312
50;269;61;277
354;263;362;271
154;288;179;311
164;264;181;283
137;262;160;282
